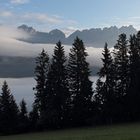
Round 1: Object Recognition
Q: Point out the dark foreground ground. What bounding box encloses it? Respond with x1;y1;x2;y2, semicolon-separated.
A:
1;123;140;140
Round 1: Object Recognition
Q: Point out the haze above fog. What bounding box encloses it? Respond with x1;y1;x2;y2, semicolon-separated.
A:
0;25;103;72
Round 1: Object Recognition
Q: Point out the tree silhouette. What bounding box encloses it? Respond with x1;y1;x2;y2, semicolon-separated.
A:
29;104;39;130
19;99;29;132
125;34;140;121
0;81;19;134
95;43;116;123
68;37;93;126
112;33;130;121
34;49;49;120
45;41;69;128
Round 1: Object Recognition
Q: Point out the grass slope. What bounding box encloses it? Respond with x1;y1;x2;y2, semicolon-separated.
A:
1;123;140;140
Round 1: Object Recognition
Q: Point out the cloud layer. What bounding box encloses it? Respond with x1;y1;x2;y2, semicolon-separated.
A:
10;0;30;4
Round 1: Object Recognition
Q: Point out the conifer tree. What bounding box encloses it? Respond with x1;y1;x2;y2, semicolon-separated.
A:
19;99;28;119
128;35;139;93
94;78;104;122
45;41;69;128
113;33;129;97
29;105;39;130
0;81;19;134
95;43;115;123
126;34;140;120
113;33;130;121
34;49;49;117
67;37;93;126
19;99;29;132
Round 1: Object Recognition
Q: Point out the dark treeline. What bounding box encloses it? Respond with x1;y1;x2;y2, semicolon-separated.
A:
1;32;140;135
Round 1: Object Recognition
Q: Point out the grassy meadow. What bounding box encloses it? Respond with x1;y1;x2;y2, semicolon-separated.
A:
1;123;140;140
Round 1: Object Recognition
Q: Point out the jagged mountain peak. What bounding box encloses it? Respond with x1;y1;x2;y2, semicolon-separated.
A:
18;24;36;34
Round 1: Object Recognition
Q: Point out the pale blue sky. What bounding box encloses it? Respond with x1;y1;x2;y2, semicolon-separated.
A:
1;0;140;34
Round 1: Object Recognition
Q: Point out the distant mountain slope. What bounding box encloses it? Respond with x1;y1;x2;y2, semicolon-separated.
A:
18;24;137;47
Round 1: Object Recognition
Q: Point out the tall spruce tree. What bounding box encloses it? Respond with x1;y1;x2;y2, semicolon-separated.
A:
45;41;69;128
113;33;129;96
136;31;140;88
0;81;19;134
29;105;39;130
95;43;115;123
94;78;104;123
137;31;140;51
68;37;93;126
34;49;49;118
113;33;130;121
19;99;28;120
19;99;29;132
126;34;140;120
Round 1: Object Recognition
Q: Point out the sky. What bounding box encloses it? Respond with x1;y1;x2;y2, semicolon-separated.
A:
0;0;107;67
1;0;140;34
1;0;136;105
